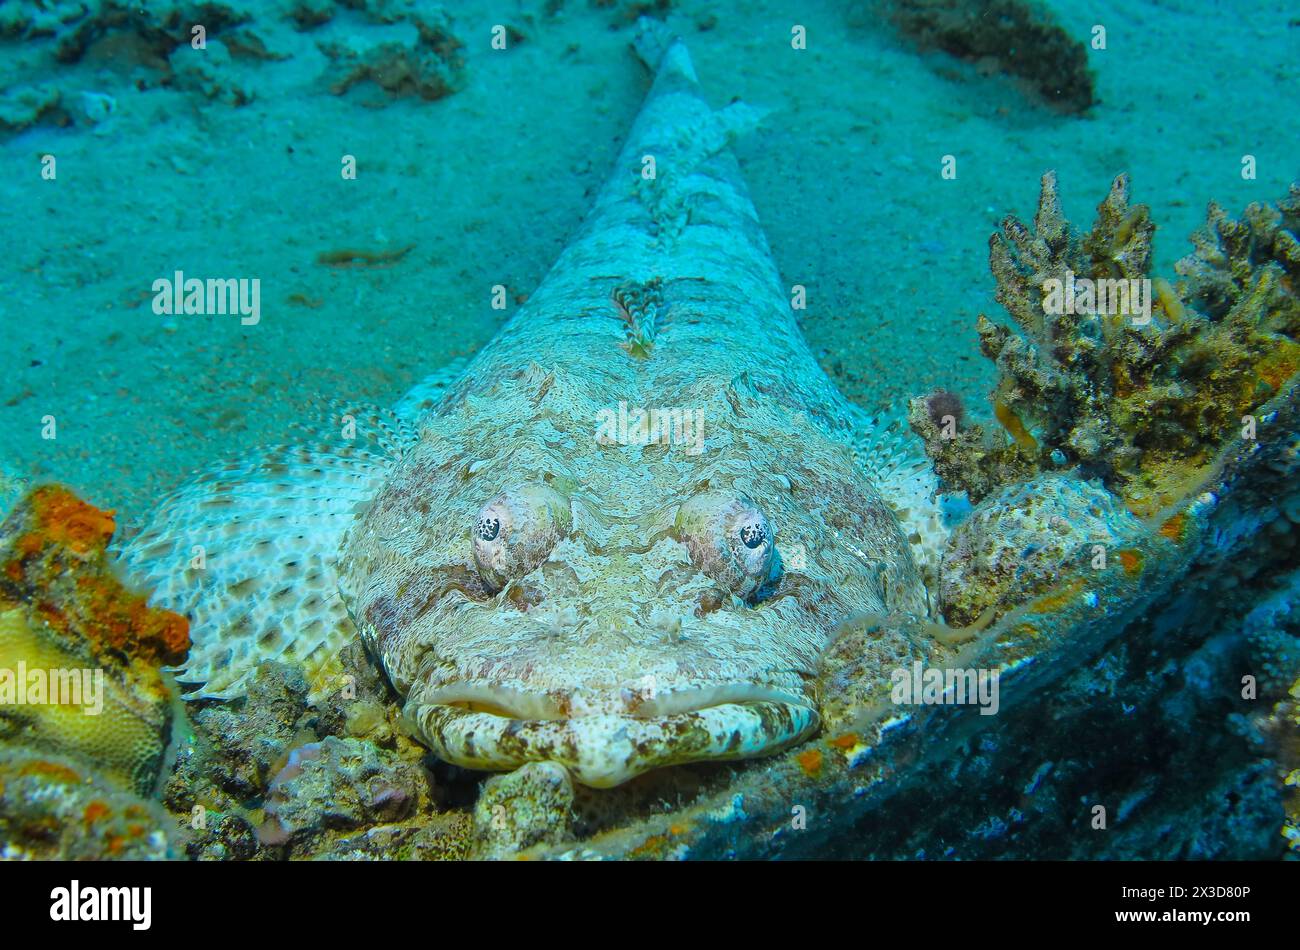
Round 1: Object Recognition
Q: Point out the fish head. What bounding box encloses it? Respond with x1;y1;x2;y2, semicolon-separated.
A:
340;364;925;787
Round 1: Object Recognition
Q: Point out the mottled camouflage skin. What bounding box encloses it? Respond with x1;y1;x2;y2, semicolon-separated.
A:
120;31;928;788
340;37;926;786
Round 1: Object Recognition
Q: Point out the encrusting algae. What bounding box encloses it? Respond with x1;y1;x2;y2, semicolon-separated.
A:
0;745;177;860
0;485;189;796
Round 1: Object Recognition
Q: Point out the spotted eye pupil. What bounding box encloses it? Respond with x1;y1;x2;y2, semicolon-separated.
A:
739;522;767;549
476;516;501;542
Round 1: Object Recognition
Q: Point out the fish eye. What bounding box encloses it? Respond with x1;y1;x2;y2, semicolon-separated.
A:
739;521;768;549
472;484;571;592
675;492;777;599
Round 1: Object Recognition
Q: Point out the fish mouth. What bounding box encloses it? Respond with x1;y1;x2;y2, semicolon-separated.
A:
406;682;819;788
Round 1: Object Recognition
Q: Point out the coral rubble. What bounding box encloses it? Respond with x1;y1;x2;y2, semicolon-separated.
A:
260;736;433;849
0;1;469;136
472;760;574;856
0;83;62;132
159;645;470;861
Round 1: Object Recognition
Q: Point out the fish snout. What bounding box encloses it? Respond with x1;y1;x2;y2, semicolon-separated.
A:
406;679;818;787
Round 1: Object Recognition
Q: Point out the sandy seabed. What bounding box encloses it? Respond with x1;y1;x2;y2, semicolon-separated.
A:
2;0;1297;529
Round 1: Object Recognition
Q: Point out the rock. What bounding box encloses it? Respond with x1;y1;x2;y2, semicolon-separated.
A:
883;0;1096;114
939;472;1145;626
0;747;178;859
192;662;310;798
183;810;260;861
317;9;465;102
0;83;62;131
50;1;251;64
473;761;575;855
169;39;255;105
260;736;433;851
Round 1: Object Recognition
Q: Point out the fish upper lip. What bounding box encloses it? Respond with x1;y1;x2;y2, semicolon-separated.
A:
419;681;812;720
419;683;565;720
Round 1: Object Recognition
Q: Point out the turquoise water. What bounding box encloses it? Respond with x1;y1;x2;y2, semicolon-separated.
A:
1;1;1298;861
6;0;1297;525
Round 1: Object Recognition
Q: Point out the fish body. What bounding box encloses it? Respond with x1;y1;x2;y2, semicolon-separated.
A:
119;22;931;787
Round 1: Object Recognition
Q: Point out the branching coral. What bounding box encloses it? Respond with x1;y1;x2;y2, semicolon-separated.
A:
1178;185;1300;320
912;173;1300;517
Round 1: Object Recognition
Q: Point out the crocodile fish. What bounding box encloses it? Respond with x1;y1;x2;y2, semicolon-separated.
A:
117;21;942;788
